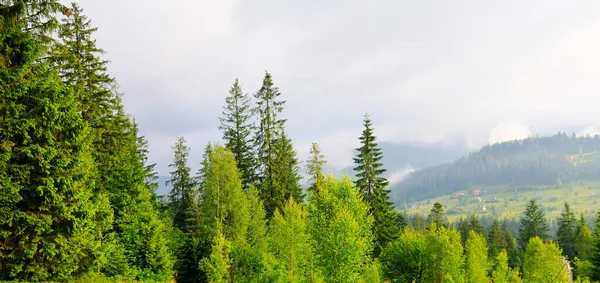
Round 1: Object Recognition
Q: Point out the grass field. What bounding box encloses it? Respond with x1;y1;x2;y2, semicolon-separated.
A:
401;181;600;222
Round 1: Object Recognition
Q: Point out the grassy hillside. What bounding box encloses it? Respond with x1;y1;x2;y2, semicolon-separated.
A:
403;180;600;222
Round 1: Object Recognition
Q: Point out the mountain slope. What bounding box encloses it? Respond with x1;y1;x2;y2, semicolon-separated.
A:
391;133;600;204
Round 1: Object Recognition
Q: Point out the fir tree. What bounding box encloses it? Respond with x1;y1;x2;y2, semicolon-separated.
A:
590;210;600;281
427;202;447;229
219;79;257;190
271;132;303;210
519;199;549;249
306;142;326;193
556;202;577;260
253;71;286;216
167;137;197;232
353;113;398;256
0;2;97;279
576;225;593;261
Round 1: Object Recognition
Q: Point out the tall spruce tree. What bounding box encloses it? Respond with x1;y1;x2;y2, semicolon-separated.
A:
253;71;287;216
219;79;257;190
519;199;549;249
556;202;577;260
306;142;326;193
353;113;398;256
590;210;600;281
167;137;198;232
0;1;98;279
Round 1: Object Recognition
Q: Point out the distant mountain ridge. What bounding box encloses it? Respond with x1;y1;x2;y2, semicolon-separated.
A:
391;133;600;204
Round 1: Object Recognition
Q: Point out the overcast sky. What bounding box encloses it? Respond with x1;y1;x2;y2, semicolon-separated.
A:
73;0;600;175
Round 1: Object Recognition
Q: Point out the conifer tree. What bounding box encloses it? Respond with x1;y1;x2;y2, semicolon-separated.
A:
488;219;513;261
306;142;326;193
590;210;600;281
271;132;303;210
519;199;549;249
353;114;398;256
0;2;98;279
253;71;286;216
167;137;197;232
556;202;577;260
576;225;593;261
424;226;464;282
427;202;447;229
219;79;257;190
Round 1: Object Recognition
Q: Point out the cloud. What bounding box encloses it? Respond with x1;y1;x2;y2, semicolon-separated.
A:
387;165;417;186
488;121;531;145
72;0;600;174
578;126;600;137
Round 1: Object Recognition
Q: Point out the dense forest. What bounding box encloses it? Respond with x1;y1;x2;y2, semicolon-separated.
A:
392;134;600;202
3;1;600;283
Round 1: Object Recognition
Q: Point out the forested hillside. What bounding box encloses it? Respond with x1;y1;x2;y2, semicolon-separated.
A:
392;133;600;203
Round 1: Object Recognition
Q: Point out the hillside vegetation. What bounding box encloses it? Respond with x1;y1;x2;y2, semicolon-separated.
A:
392;133;600;203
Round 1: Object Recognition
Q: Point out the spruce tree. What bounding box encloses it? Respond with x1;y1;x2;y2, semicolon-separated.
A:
253;71;286;216
427;202;447;229
353;113;398;256
306;142;326;193
167;137;197;232
590;210;600;281
271;132;303;210
219;79;257;190
556;202;577;260
465;230;489;283
519;199;549;249
0;2;98;279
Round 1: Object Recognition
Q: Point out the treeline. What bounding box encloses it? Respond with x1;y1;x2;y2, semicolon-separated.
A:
393;133;600;202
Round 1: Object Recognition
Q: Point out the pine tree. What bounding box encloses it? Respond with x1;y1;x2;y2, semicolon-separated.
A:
465;230;489;283
253;71;286;216
590;210;600;281
219;79;257;190
556;202;577;260
306;142;326;193
427;202;447;229
271;132;303;210
0;2;98;279
167;137;197;232
519;199;549;249
353;113;398;256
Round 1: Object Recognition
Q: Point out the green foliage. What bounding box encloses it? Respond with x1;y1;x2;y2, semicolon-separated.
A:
427;202;448;229
464;230;489;283
380;228;428;283
308;175;374;282
591;210;600;281
167;137;198;232
556;202;577;260
353;114;398;256
522;237;570;283
424;225;464;282
575;225;593;261
199;144;249;244
271;132;304;209
219;79;257;190
519;199;549;249
253;71;287;217
269;198;320;282
0;2;99;279
492;249;521;283
200;233;231;283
